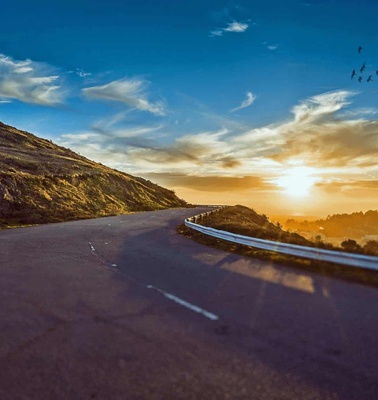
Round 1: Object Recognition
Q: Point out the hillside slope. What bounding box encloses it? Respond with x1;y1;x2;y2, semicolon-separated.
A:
197;205;313;246
0;121;188;226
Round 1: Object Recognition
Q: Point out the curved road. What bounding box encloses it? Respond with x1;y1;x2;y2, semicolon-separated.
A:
0;207;377;399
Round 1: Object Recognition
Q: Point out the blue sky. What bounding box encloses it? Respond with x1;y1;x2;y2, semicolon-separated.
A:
1;0;378;215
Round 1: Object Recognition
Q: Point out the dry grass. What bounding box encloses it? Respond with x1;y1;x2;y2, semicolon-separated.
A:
0;121;189;227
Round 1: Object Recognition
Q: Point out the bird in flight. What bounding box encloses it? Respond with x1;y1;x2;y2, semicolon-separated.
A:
351;70;356;79
358;46;362;54
358;77;362;82
367;75;373;82
360;62;366;73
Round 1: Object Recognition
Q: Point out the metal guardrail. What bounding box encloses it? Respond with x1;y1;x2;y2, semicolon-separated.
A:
185;212;378;271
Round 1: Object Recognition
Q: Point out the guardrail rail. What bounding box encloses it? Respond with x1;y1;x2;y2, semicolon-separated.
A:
185;211;378;271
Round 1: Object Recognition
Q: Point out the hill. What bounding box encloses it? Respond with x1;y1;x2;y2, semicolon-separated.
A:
195;205;313;246
0;121;188;227
193;205;378;256
284;211;378;240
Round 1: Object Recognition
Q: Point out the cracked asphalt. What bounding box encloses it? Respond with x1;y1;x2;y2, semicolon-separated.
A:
1;207;378;399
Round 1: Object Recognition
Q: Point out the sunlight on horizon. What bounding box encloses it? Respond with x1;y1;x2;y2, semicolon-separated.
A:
274;166;318;198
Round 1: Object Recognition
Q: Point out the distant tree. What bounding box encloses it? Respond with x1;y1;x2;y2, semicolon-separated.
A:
363;240;378;256
341;239;362;253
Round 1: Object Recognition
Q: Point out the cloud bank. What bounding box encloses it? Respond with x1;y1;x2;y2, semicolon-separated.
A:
142;173;274;192
60;90;378;200
270;90;378;168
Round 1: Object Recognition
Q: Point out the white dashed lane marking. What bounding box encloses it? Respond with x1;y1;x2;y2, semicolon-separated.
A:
88;242;117;268
147;285;219;321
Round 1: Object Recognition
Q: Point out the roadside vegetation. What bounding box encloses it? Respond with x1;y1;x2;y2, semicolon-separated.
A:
284;211;378;253
0;121;189;228
178;205;378;287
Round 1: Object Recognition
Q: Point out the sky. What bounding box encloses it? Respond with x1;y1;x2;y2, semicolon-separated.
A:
0;0;378;217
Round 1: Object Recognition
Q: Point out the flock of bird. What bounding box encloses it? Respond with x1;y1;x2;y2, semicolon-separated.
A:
351;46;377;82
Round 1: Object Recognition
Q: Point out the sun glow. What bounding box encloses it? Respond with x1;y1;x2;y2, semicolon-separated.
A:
275;166;318;197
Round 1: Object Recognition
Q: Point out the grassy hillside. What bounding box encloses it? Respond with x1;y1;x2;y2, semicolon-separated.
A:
190;205;378;256
194;205;315;246
0;121;188;227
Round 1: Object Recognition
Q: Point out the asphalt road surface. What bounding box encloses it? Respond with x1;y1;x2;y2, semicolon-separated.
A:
1;207;377;399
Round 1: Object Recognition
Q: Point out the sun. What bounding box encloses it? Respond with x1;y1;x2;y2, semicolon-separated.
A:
275;166;317;197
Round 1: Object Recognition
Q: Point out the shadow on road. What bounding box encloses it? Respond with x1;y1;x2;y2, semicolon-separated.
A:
106;219;378;399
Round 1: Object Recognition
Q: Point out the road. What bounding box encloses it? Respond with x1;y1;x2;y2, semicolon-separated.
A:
0;207;377;399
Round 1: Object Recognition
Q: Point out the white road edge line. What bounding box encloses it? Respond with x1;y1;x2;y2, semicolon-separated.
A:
147;285;219;321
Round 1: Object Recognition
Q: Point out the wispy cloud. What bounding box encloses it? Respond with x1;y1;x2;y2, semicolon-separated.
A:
317;179;378;193
91;111;165;140
58;89;378;214
224;21;249;32
209;29;224;37
209;21;249;37
0;54;65;106
69;68;92;78
123;128;242;172
142;173;273;192
230;91;256;112
82;78;166;116
267;90;378;169
60;126;242;175
60;90;378;190
262;42;279;51
339;107;378;118
291;90;353;123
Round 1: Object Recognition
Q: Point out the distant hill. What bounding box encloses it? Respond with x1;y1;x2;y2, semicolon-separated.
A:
178;205;378;286
284;210;378;239
181;205;378;256
0;121;188;227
